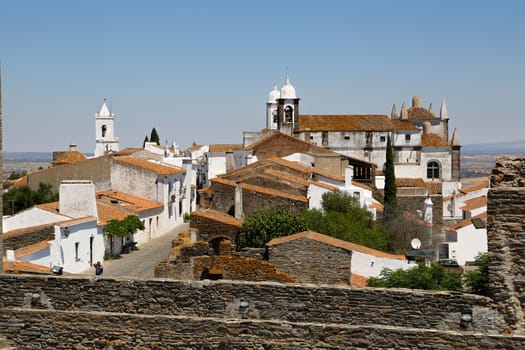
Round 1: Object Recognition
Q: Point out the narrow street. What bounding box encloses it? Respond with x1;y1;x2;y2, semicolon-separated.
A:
82;223;189;278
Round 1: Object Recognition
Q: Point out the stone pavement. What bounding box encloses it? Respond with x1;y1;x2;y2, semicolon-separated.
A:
83;223;189;278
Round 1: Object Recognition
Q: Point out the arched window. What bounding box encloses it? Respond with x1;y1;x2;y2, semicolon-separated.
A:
285;106;293;123
272;110;278;123
101;125;107;138
427;161;440;179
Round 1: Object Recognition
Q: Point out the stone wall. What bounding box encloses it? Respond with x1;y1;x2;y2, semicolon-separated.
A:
27;155;112;193
3;224;55;251
1;308;524;350
488;157;525;332
0;275;505;333
190;209;241;243
268;237;352;285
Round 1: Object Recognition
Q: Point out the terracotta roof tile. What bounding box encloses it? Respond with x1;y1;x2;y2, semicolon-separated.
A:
114;156;184;175
51;151;87;166
309;181;339;191
443;181;489;201
97;202;130;226
191;209;243;227
392;121;420;131
9;175;28;189
298;115;393;132
267;157;345;182
351;181;374;192
187;144;205;152
208;144;243;153
350;273;368;287
421;133;450;147
211;177;308;203
396;178;427;188
368;201;384;213
407;107;438;120
3;260;53;274
15;241;51;258
115;148;144;156
263;168;310;187
4;222;60;239
267;231;406;260
245;131;337;156
448;212;488;231
425;181;442;195
460;196;487;212
97;190;163;213
36;201;61;214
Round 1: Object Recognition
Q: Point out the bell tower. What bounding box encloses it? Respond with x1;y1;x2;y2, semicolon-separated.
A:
276;75;300;136
94;99;119;157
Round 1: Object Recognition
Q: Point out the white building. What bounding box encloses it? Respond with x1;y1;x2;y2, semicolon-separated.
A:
94;100;119;157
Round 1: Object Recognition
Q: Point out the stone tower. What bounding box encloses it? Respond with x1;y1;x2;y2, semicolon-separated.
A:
451;128;461;181
94;99;119;157
275;75;300;136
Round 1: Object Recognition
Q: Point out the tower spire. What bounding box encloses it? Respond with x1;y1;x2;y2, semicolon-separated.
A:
400;102;408;120
391;104;398;119
440;99;449;120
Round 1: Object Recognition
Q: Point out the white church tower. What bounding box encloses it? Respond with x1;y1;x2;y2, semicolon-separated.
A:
94;99;119;157
275;75;300;136
266;83;280;130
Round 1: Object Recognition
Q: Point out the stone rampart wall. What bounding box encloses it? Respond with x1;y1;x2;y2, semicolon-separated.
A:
488;157;525;331
0;274;505;334
1;308;524;349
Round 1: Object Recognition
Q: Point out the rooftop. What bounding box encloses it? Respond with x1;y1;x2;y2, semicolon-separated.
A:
298;115;392;132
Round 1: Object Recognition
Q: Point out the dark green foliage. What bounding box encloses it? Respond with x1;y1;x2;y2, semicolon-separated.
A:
143;135;149;147
3;183;58;215
463;253;489;296
150;128;160;145
383;134;397;221
237;206;307;248
8;170;26;180
367;263;463;292
103;215;145;238
300;191;388;251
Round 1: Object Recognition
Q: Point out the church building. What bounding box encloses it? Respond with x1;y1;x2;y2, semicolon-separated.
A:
94;100;119;157
258;77;461;184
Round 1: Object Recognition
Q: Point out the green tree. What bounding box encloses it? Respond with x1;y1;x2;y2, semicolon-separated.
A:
150;127;160;145
301;191;389;251
463;253;489;296
8;170;26;180
383;134;397;222
103;215;145;238
367;263;463;292
237;206;307;248
143;135;149;147
3;183;58;215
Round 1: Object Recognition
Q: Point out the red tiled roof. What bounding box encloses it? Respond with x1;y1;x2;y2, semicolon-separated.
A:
267;157;345;182
267;231;406;260
421;133;450;147
9;176;28;189
97;202;129;226
114;156;184;175
211;177;308;203
448;212;488;231
245;131;336;156
298;115;392;132
443;181;489;201
191;209;243;227
396;178;427;188
36;201;61;214
368;201;384;213
392;121;420;131
3;260;53;274
208;144;243;153
351;180;374;192
115;148;144;156
51;151;87;166
15;241;51;258
407;107;438;120
97;190;163;213
350;273;368;287
460;196;487;212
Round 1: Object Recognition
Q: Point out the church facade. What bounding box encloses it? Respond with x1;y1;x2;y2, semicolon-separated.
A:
263;77;460;184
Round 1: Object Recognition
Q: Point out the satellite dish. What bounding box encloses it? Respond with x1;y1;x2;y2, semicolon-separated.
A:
411;238;421;250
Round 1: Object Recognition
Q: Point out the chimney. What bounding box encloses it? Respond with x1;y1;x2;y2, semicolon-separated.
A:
345;166;354;187
59;180;98;218
69;142;78;152
234;182;244;219
412;96;421;108
225;151;235;173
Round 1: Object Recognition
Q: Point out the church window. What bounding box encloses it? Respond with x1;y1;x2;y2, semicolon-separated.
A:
344;135;350;141
285;106;293;123
405;134;411;141
75;242;80;261
272;111;278;123
366;132;372;144
427;161;440;179
380;136;386;142
101;125;107;138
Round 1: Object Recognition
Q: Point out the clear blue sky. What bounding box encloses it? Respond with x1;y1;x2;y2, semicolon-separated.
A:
1;1;524;153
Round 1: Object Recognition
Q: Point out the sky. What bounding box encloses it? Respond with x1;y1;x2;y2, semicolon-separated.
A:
1;0;524;153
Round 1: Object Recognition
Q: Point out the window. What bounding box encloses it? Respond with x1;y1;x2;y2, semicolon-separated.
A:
75;242;80;261
272;111;278;123
344;135;350;141
380;136;386;142
427;161;440;179
405;134;411;141
366;132;372;144
285;106;293;123
101;125;107;138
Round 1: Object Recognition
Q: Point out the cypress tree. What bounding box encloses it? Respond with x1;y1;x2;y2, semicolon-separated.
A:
143;135;149;148
384;134;397;221
150;128;160;145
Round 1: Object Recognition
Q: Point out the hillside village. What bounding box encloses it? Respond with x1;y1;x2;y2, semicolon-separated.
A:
2;77;489;287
